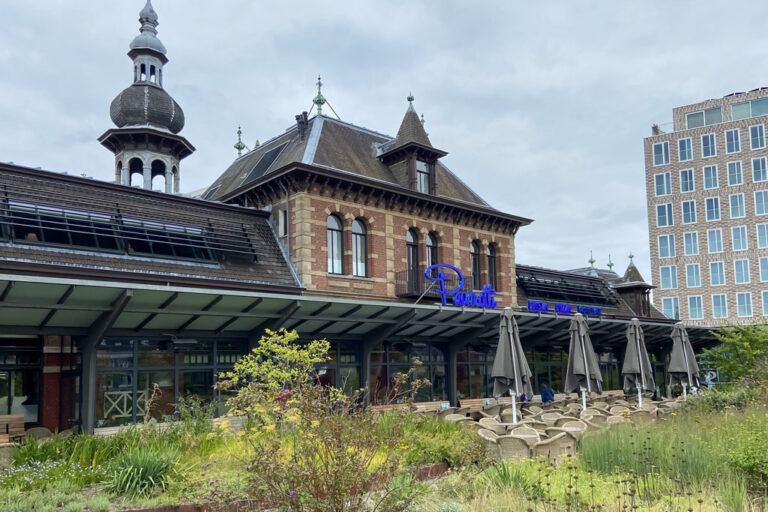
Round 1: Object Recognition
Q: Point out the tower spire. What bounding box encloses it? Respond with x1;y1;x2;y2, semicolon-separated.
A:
234;126;246;157
588;250;595;268
407;92;415;112
607;254;614;271
313;75;326;116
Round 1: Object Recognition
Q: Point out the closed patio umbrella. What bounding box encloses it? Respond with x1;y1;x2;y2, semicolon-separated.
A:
668;322;700;397
491;308;533;424
565;313;603;408
621;318;655;405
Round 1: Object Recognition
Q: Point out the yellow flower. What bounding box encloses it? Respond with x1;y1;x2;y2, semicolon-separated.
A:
671;412;677;416
263;424;276;432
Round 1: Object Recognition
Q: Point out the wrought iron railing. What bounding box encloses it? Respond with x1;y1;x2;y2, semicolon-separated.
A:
395;269;474;300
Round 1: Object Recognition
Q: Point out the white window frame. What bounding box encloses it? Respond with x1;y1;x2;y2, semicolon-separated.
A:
734;259;750;284
653;141;670;166
751;124;766;150
705;196;720;221
737;292;753;318
678;138;693;162
732;225;748;251
707;228;723;253
701;133;716;158
712;294;728;319
686;263;701;288
681;200;696;224
753;157;767;183
729;193;745;219
710;261;726;286
660;265;678;290
679;168;694;193
654;172;671;196
758;223;768;249
662;297;680;320
658;234;675;259
727;161;743;186
688;295;704;320
760;257;768;282
726;128;741;154
755;190;768;216
703;165;718;189
763;290;768;316
683;231;699;256
656;203;673;227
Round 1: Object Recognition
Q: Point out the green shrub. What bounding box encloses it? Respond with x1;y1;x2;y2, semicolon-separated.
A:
63;501;84;512
480;462;538;496
680;385;759;413
107;447;178;498
722;413;768;488
11;434;71;465
0;460;106;490
436;502;463;512
401;420;485;468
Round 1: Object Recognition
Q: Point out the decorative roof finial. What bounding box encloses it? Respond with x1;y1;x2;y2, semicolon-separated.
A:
628;252;635;265
407;92;415;112
420;112;425;125
588;250;596;268
138;0;159;36
234;126;246;157
607;254;614;271
313;75;326;116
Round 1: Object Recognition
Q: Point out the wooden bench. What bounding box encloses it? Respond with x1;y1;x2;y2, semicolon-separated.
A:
0;415;25;443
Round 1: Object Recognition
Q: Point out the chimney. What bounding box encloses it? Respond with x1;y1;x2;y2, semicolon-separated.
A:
651;124;662;135
295;111;309;140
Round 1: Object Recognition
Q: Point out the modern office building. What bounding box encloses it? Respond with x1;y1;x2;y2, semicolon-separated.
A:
645;88;768;325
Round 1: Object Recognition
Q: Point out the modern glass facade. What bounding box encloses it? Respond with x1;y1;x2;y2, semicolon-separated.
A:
94;338;247;427
0;337;42;425
369;342;447;404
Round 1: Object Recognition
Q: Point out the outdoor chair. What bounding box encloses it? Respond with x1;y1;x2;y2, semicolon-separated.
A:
436;407;458;420
531;432;575;466
580;411;606;424
637;403;657;412
605;415;627;425
610;405;631;415
523;405;543;416
478;417;506;436
477;428;501;459
496;434;532;460
582;407;606;417
481;404;503;417
545;420;588;441
452;406;470;416
519;418;548;430
540;412;563;426
445;413;473;423
579;416;606;430
508;426;541;445
500;410;522;424
25;427;53;441
591;401;610;411
554;415;578;427
564;403;583;415
613;399;631;406
629;409;656;422
462;421;482;431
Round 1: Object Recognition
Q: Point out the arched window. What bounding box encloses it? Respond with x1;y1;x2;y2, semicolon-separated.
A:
352;219;367;277
406;229;419;273
149;65;156;83
129;157;144;187
470;241;481;290
426;232;438;274
140;63;146;81
327;215;343;274
486;244;497;290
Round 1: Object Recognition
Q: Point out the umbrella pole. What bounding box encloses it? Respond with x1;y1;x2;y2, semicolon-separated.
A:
511;393;517;425
580;332;591;410
508;317;519;425
637;385;642;407
682;382;687;400
581;387;587;411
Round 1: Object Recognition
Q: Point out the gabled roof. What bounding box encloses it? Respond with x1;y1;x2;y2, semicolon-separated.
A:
391;107;432;149
203;115;486;206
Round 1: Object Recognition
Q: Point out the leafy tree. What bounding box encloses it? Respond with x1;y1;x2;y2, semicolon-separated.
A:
700;324;768;383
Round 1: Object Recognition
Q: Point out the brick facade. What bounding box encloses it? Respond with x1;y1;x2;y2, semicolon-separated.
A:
646;89;768;325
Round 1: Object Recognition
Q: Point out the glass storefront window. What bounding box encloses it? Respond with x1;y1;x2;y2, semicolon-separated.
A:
138;371;174;420
180;371;214;402
432;364;447;401
340;367;360;395
96;372;133;427
137;340;175;367
369;366;387;404
217;340;247;366
413;364;431;402
96;339;133;369
469;365;486;398
179;341;213;366
457;365;469;399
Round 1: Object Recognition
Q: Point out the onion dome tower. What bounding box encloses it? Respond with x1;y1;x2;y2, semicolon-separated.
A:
98;0;194;193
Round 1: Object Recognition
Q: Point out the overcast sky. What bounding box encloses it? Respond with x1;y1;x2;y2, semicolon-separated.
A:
2;1;767;286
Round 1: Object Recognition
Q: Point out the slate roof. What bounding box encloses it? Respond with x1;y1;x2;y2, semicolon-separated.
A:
388;107;433;150
204;115;487;206
110;83;185;134
0;163;301;292
516;264;667;320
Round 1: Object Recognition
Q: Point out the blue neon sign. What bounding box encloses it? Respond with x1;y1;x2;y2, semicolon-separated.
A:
527;302;601;316
424;264;498;309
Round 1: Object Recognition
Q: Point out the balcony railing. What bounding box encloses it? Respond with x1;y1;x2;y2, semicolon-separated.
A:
395;269;474;300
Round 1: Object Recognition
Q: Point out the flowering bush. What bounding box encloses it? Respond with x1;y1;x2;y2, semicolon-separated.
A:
0;460;106;490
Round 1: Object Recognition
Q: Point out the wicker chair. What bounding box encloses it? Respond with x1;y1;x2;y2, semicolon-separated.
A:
25;427;53;441
523;405;543;416
445;414;473;423
453;406;470;416
582;407;606;417
497;435;532;460
481;404;503;417
605;415;627;425
531;432;575;465
629;409;656;422
540;412;563;426
610;405;631;415
581;411;606;424
478;417;506;436
554;415;579;427
591;401;610;411
478;428;501;459
500;410;522;424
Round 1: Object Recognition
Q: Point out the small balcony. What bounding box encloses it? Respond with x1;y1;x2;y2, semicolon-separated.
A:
395;269;474;300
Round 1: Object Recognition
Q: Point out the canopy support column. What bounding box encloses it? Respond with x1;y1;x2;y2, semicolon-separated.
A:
360;309;415;405
80;289;133;434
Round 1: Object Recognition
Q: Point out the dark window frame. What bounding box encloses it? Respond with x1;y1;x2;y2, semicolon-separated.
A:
327;215;343;274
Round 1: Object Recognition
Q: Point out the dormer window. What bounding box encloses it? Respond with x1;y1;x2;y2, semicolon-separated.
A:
416;160;431;193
